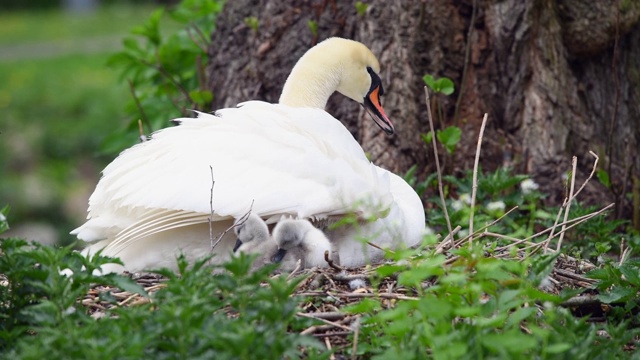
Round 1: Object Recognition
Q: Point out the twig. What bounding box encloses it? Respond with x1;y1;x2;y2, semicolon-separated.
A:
324;250;343;271
297;312;353;332
424;86;454;245
211;200;255;251
366;241;394;254
287;259;302;280
186;26;208;54
351;316;361;360
127;79;151;134
325;337;335;360
556;157;577;252
137;120;147;142
468;113;488;244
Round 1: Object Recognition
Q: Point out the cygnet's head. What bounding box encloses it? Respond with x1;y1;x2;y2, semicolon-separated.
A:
271;218;332;269
233;213;270;253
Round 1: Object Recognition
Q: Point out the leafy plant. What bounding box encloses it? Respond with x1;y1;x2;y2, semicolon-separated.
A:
423;74;455;96
104;0;223;154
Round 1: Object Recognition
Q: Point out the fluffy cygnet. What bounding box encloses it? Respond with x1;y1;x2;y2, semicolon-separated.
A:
271;218;336;269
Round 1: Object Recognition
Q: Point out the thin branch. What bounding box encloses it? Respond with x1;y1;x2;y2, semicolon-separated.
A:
324;250;343;271
468;113;488;244
127;79;152;134
556;157;578;252
297;312;353;332
424;86;454;245
186;26;209;54
350;316;361;360
211;200;255;251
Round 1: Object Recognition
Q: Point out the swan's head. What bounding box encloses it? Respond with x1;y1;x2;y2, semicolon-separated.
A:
270;218;312;263
279;37;394;135
232;213;269;252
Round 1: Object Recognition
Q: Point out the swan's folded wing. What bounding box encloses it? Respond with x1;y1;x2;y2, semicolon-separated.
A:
77;101;392;241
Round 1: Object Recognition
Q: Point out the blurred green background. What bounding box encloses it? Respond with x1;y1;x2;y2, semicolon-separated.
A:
0;0;180;245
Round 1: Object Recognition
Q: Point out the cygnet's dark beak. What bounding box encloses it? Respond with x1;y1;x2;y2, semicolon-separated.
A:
363;67;394;135
232;239;243;252
271;248;287;263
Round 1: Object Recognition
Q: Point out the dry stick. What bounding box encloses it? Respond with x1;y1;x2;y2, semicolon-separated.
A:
434;226;462;254
211;200;255;251
468;113;489;245
137;120;147;142
350;316;361;360
297;312;353;332
127;79;152;134
286;260;303;281
324;250;343;271
555;156;578;253
424;86;454;245
544;152;599;253
366;241;394;254
439;206;519;253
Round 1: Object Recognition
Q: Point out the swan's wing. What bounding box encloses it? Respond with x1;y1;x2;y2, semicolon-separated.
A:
75;101;392;241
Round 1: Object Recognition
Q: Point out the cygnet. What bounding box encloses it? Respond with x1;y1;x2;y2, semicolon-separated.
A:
271;218;336;270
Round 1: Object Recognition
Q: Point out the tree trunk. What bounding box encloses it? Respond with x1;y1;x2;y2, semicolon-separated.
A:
206;0;640;220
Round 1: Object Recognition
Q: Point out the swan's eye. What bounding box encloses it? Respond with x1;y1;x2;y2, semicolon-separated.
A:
366;67;384;96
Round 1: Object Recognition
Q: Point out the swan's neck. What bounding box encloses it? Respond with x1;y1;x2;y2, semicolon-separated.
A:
279;47;342;109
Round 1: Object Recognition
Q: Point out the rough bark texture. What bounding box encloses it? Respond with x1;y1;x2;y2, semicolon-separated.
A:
206;0;640;219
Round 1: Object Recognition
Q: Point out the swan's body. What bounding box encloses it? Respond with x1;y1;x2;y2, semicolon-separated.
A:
272;218;335;270
73;37;425;273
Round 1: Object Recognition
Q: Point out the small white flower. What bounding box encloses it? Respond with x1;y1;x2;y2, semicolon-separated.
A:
486;201;506;212
0;212;5;222
451;199;464;211
520;179;539;194
459;193;472;205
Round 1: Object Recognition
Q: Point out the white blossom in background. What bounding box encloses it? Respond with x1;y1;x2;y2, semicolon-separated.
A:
520;179;539;194
452;193;472;211
486;201;506;212
0;212;5;222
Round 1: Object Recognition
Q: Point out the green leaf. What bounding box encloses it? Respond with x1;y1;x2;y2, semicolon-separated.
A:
189;90;213;106
423;74;455;95
436;126;462;154
596;169;611;188
598;286;636;303
619;263;640;287
421;132;433;144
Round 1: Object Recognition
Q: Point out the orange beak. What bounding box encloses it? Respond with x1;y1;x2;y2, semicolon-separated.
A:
363;85;394;135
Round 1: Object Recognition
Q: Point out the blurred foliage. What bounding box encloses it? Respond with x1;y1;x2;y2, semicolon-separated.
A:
0;3;182;243
103;0;223;153
0;213;323;358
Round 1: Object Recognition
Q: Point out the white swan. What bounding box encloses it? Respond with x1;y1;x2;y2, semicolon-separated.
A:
271;218;335;270
73;37;425;273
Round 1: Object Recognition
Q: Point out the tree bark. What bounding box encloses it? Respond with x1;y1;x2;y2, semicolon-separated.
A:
206;0;640;219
